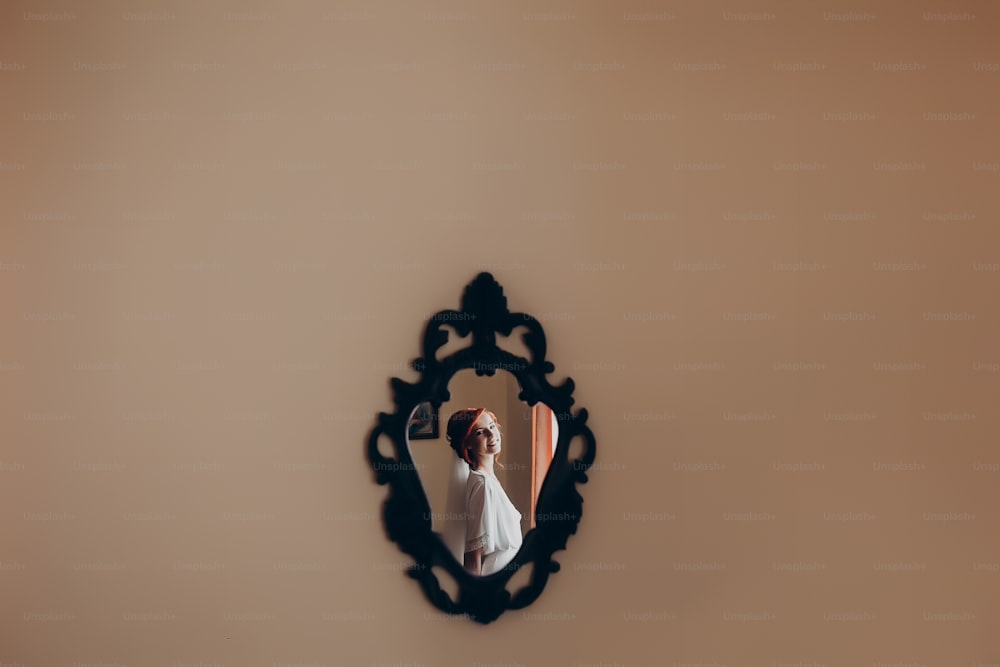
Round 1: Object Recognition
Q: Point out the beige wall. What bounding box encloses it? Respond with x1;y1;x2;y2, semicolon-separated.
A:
2;0;999;664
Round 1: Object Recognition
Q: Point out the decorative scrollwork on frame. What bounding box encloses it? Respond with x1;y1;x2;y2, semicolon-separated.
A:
366;272;596;624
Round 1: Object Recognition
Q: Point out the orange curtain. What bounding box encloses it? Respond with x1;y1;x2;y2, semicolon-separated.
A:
530;404;554;529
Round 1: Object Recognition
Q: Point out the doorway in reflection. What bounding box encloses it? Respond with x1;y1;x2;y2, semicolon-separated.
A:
529;401;557;530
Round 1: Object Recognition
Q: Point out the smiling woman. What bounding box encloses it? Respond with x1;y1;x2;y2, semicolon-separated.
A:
444;407;523;576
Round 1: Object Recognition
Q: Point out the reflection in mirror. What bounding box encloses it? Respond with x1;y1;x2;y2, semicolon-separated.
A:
406;369;558;577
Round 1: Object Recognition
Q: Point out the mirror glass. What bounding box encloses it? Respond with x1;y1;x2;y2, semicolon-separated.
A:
406;369;558;577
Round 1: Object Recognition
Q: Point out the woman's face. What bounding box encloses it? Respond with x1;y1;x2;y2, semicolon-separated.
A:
465;411;501;464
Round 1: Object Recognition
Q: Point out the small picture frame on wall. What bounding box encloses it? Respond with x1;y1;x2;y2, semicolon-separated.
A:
407;401;439;440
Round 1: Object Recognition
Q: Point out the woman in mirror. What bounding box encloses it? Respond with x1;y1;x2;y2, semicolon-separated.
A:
444;408;523;576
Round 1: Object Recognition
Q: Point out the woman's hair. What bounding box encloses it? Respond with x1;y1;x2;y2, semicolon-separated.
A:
446;407;502;467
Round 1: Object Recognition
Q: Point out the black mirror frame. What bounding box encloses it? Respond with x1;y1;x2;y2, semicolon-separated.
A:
366;272;597;624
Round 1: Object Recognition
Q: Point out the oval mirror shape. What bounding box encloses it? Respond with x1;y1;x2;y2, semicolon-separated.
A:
366;272;596;623
406;369;559;578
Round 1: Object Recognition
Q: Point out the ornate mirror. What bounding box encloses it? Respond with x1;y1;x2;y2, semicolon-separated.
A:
366;272;596;623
